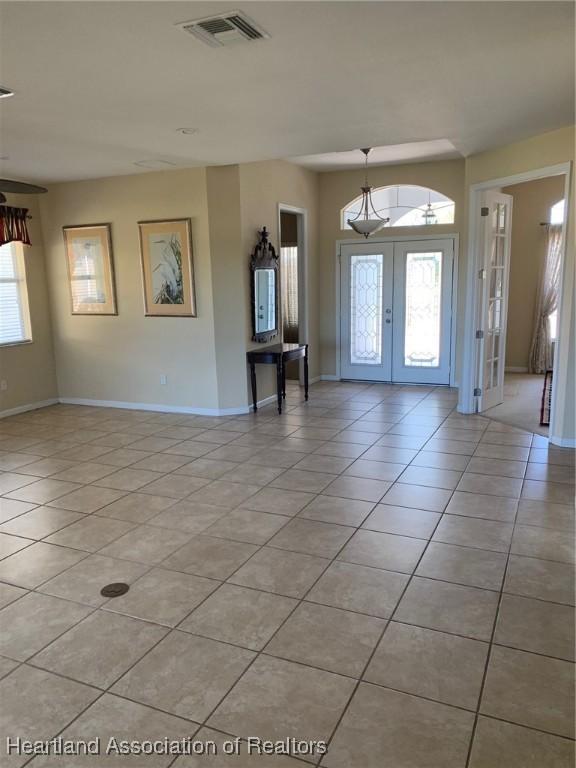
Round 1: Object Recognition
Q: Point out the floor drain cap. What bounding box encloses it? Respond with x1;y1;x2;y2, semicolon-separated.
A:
100;582;130;598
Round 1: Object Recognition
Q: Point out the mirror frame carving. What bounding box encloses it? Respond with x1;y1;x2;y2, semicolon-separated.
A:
250;227;279;343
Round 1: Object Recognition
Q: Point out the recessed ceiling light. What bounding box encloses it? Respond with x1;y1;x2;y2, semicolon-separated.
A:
0;86;14;99
177;127;199;135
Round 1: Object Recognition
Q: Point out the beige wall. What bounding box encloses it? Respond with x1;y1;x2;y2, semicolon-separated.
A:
6;125;573;441
39;168;220;411
465;127;574;185
502;176;565;369
318;159;465;376
30;160;319;415
240;160;320;400
0;193;58;414
464;126;575;444
206;165;248;410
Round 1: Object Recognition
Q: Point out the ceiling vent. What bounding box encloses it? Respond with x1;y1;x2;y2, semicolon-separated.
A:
177;11;269;48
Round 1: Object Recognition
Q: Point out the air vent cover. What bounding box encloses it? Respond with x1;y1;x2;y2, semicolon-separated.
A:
177;11;269;47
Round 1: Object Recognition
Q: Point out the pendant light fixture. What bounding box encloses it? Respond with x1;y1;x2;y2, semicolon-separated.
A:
422;191;438;225
347;148;390;237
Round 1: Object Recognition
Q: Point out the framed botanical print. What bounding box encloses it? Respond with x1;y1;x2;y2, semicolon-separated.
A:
63;224;117;315
138;218;196;317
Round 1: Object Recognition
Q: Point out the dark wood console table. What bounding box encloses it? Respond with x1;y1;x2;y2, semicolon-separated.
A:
247;343;308;414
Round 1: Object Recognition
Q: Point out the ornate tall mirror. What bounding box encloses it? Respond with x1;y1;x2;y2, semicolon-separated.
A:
250;227;279;342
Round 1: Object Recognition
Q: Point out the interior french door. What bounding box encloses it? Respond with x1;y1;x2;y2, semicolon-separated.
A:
340;239;454;385
476;191;513;411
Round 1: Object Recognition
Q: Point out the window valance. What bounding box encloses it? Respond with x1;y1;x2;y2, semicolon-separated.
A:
0;206;31;247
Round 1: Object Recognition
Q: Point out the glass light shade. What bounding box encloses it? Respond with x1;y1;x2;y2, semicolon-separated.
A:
347;158;391;237
348;218;388;237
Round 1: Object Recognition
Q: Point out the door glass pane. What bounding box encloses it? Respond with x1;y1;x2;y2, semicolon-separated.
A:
350;254;383;365
497;203;507;233
484;359;492;389
490;238;498;266
493;330;501;358
491;202;507;233
490;237;503;266
488;298;501;330
490;266;504;298
492;355;500;386
495;236;505;266
404;251;442;367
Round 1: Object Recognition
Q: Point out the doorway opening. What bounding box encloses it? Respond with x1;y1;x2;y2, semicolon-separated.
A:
460;163;571;445
486;180;565;436
278;206;307;383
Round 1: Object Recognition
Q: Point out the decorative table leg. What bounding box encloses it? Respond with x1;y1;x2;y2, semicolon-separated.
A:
250;362;258;412
304;346;309;401
276;359;283;414
282;361;286;400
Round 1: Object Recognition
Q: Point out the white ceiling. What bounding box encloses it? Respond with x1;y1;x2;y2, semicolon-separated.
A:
290;140;461;171
0;1;573;183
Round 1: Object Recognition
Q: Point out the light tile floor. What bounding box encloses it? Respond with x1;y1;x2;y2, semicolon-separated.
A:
0;381;574;767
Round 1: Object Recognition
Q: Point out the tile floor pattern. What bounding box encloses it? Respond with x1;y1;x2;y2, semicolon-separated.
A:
0;381;574;767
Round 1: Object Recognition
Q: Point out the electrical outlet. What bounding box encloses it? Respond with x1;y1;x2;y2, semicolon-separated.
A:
0;380;7;391
160;375;167;385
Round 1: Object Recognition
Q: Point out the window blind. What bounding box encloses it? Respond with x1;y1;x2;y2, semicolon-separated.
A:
0;242;31;345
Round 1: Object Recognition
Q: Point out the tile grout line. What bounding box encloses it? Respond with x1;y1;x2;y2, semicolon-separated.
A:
463;474;522;768
14;386;455;765
314;479;453;766
0;385;573;765
20;613;188;768
462;427;573;767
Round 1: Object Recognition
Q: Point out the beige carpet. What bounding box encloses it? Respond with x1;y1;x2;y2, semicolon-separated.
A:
485;373;549;436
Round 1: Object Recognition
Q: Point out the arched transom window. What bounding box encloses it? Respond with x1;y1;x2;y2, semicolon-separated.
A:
342;185;455;229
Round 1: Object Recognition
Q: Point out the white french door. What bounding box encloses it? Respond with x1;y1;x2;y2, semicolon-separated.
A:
340;243;394;381
340;238;454;385
392;240;454;384
476;191;513;411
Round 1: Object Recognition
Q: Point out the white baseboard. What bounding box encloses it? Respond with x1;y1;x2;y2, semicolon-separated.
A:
58;395;278;417
320;374;340;381
0;392;284;420
505;366;529;373
0;398;59;419
249;394;278;412
549;435;576;448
